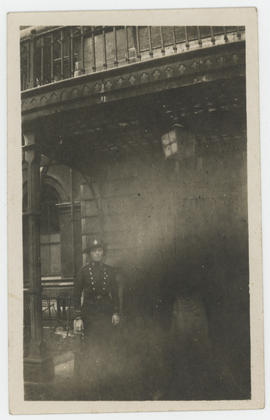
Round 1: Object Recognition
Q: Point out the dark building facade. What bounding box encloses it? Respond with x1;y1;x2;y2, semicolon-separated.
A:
21;25;250;399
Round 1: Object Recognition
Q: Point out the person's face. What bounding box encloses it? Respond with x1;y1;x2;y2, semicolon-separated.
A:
90;247;104;262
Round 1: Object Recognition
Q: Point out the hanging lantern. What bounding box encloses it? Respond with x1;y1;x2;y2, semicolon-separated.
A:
161;123;184;159
161;124;196;160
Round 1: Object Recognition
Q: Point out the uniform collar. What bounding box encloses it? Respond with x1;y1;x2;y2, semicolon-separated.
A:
90;261;103;267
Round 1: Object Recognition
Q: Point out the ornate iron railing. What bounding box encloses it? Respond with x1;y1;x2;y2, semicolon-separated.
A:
24;290;74;328
20;25;245;91
41;295;73;324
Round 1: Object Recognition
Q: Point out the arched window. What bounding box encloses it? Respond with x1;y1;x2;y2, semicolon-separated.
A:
40;184;61;276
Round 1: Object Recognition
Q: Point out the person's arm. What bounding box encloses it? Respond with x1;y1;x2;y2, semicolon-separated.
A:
73;268;84;319
111;270;122;324
116;271;124;315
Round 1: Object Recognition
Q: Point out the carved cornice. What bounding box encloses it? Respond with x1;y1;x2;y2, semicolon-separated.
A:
21;42;245;122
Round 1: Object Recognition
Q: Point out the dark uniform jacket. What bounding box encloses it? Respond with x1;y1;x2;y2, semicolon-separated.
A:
73;262;120;319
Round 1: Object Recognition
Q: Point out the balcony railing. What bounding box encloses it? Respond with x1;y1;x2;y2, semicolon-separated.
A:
20;25;245;91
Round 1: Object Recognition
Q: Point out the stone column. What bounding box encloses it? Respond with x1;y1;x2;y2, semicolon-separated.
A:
23;129;54;382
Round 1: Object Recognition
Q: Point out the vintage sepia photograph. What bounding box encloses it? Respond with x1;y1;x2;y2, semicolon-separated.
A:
7;8;264;414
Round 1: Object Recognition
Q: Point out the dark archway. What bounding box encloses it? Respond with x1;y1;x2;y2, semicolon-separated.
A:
23;177;65;282
40;183;61;277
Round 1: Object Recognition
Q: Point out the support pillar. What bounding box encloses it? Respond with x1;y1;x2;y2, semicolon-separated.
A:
23;130;54;382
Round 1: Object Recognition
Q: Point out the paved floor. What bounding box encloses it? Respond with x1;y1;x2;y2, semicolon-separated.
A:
24;321;250;401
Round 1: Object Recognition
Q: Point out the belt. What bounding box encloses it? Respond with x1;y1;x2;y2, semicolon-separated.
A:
86;295;110;304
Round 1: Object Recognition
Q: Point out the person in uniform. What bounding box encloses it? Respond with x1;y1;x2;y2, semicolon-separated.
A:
73;238;122;396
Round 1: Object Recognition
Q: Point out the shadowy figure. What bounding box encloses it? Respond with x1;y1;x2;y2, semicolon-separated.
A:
155;262;214;400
